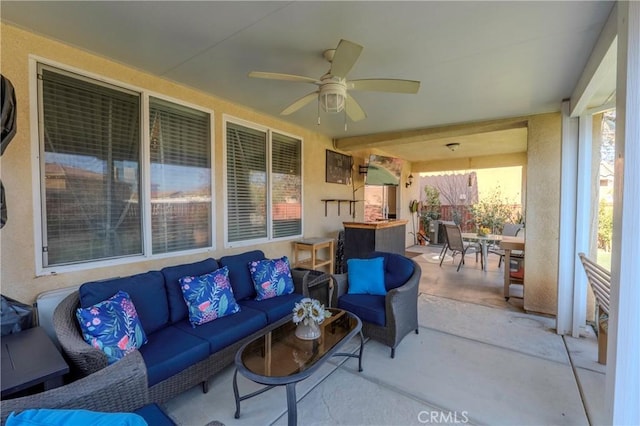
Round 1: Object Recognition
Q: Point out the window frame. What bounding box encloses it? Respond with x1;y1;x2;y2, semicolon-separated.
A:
30;57;215;276
222;115;303;248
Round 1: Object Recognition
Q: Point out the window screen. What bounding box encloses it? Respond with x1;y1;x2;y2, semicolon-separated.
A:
272;132;301;238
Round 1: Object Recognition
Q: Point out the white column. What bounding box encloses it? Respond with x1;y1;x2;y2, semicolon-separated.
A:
556;100;579;335
572;114;592;337
606;1;640;424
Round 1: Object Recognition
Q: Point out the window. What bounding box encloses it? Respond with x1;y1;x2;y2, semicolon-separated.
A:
149;97;212;254
225;120;302;245
37;64;212;269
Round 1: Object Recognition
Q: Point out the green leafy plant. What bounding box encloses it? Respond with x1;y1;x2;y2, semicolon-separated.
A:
468;186;520;233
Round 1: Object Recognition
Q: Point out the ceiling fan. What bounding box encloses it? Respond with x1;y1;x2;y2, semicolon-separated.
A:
248;39;420;123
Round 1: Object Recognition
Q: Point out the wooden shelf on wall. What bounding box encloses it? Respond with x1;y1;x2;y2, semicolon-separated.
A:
320;199;361;216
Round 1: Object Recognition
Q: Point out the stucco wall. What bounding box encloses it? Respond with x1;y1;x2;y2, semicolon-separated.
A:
0;24;357;304
524;113;561;315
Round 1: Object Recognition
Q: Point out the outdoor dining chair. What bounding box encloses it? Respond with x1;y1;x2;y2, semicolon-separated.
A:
439;223;480;272
488;223;524;267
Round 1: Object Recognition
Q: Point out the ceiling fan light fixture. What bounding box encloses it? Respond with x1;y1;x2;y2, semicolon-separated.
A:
319;81;346;113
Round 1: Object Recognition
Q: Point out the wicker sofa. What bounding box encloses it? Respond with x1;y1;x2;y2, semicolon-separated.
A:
334;251;421;358
53;250;310;404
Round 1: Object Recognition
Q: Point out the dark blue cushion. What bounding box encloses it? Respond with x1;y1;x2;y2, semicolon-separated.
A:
174;306;267;353
133;404;176;426
240;293;304;323
161;258;219;323
79;271;169;335
337;294;386;326
219;250;265;301
368;251;415;291
138;326;210;386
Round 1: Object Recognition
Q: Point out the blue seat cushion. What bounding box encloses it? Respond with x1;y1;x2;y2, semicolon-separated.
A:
368;251;415;291
5;409;147;426
133;403;176;426
219;250;265;301
174;306;267;353
138;326;210;386
338;294;386;327
240;293;304;323
79;271;169;335
161;258;220;323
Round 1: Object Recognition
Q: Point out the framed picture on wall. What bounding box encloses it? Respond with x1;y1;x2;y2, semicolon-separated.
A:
325;150;352;185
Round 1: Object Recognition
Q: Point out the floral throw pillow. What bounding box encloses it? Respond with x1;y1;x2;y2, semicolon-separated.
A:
76;290;147;364
179;266;241;327
248;256;295;301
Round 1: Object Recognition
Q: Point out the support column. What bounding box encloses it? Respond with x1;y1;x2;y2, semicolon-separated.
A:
606;1;640;424
556;100;579;335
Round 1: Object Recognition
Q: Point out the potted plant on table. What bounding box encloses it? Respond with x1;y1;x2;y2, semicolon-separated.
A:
292;298;331;340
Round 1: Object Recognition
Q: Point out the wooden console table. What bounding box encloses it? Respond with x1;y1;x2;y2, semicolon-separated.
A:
292;238;335;274
502;236;525;301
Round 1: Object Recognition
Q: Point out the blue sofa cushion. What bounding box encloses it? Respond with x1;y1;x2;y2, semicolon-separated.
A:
76;290;147;364
161;258;219;323
138;326;210;387
179;266;241;327
219;250;265;301
240;293;304;323
248;256;295;300
175;305;267;353
368;251;415;291
346;257;386;295
79;271;169;335
5;409;147;426
134;403;176;426
337;294;386;326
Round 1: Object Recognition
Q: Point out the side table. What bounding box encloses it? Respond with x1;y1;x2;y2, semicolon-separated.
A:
1;326;69;399
292;237;334;274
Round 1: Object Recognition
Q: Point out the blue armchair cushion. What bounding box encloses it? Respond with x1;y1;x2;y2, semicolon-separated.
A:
79;271;169;335
179;266;241;327
248;256;295;300
174;305;267;353
219;250;266;301
337;294;386;326
133;403;176;426
138;325;210;386
6;409;147;426
368;251;415;290
162;258;219;323
346;257;387;295
76;290;147;364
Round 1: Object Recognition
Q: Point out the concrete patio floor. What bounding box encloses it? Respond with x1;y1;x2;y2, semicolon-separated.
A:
164;245;606;426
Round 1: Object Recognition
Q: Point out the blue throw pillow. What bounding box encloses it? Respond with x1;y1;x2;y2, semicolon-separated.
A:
6;409;147;426
347;257;387;296
76;290;147;365
179;266;241;327
248;256;295;301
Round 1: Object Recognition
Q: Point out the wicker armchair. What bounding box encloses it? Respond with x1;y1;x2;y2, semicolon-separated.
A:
333;253;421;358
1;351;149;425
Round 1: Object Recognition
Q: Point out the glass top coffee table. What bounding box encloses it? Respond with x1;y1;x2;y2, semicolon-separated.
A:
233;308;364;426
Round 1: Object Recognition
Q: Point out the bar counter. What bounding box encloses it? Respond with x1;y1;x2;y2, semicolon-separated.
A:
343;220;408;260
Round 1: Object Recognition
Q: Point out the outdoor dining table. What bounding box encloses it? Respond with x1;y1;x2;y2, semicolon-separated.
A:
461;233;502;271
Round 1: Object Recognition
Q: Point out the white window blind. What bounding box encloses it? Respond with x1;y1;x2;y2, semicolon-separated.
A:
39;66;142;266
149;97;211;254
272;132;301;238
226;122;267;242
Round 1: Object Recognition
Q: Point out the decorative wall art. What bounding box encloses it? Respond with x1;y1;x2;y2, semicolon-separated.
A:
325;150;352;185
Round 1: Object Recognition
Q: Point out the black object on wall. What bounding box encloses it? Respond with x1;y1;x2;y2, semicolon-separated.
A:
1;74;17;229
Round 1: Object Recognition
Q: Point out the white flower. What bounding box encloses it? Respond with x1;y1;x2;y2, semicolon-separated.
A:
292;298;331;325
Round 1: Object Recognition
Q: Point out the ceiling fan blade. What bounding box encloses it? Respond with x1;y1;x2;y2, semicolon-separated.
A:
345;94;366;122
281;91;319;115
348;79;421;94
329;39;364;78
249;71;319;84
